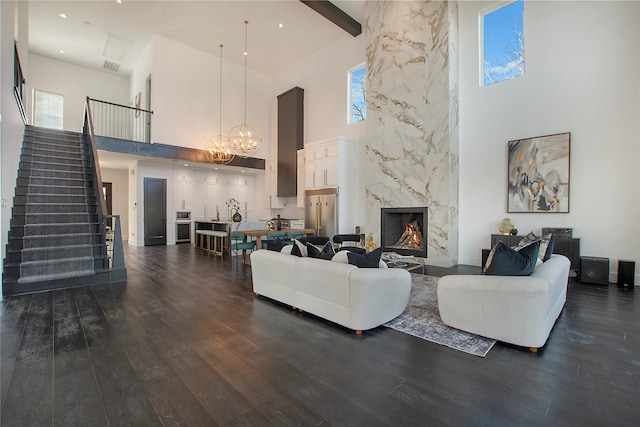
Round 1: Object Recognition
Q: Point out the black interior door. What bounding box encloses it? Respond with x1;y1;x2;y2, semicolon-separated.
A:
144;177;166;246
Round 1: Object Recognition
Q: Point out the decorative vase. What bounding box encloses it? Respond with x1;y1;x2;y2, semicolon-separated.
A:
276;214;282;230
232;209;242;222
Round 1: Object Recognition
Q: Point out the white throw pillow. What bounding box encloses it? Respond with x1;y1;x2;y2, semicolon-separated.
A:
280;245;293;255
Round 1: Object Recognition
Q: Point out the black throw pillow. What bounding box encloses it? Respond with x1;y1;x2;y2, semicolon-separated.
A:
306;242;335;260
347;247;383;268
483;240;540;276
266;238;285;252
290;239;306;257
541;234;554;262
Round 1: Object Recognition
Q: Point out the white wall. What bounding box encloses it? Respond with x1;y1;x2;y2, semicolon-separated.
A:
149;36;272;158
271;33;366;151
101;168;130;241
458;1;640;279
27;54;130;132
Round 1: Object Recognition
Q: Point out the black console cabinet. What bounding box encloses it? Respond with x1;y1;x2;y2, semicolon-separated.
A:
490;234;581;276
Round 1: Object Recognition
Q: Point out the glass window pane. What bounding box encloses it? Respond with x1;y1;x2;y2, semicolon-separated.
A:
349;65;366;123
482;0;524;86
33;90;64;129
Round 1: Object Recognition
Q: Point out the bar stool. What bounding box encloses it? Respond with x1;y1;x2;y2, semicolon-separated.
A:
195;230;210;250
211;231;228;257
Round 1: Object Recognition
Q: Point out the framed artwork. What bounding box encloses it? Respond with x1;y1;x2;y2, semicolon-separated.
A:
507;132;570;213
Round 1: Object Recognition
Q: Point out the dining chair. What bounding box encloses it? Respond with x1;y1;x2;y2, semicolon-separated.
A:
230;231;256;266
333;234;366;254
262;231;287;249
285;230;304;245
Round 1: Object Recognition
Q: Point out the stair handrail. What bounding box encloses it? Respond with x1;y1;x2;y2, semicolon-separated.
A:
83;97;114;270
13;42;27;125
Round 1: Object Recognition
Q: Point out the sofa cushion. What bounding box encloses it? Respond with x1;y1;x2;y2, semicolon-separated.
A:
291;239;308;257
331;250;388;268
347;247;383;268
307;241;335;260
266;238;285;252
516;232;554;261
484;240;540;276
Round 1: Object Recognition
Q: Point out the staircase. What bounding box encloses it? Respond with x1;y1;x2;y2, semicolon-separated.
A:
3;126;119;296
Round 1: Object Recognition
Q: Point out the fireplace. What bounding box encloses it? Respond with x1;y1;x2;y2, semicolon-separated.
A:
381;207;428;258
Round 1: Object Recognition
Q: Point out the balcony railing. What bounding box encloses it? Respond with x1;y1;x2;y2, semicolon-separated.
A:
86;97;153;143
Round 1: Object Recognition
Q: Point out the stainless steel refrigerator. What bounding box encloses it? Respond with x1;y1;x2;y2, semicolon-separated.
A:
304;187;338;238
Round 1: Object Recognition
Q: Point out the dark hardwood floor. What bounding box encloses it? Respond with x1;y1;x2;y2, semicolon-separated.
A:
1;244;638;426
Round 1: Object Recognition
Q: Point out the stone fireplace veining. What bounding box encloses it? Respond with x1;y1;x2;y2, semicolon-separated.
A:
381;207;428;258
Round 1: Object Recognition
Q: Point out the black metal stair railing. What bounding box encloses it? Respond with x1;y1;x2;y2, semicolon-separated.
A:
83;98;126;281
86;97;153;143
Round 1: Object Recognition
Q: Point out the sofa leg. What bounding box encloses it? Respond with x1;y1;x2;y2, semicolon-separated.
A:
529;347;539;353
355;330;362;335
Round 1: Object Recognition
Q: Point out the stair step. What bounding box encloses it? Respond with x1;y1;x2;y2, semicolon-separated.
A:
12;213;98;225
17;176;89;188
21;160;86;173
27;154;85;167
20;194;94;204
9;233;103;250
14;223;100;237
18;256;96;284
21;168;91;179
16;185;91;196
13;203;95;215
5;243;105;263
22;143;82;157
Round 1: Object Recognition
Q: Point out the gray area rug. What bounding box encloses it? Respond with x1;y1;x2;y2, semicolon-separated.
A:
384;274;496;357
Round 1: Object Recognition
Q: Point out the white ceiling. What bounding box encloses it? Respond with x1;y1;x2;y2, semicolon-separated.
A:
28;0;366;77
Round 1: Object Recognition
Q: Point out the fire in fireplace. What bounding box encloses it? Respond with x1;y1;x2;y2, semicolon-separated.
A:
395;218;424;250
381;207;428;258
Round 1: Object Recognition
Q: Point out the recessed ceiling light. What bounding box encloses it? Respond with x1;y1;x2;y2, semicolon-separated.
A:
278;23;283;28
59;13;67;19
115;0;123;4
184;164;189;167
59;49;65;54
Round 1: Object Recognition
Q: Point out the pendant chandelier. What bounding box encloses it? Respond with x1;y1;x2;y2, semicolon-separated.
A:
229;20;262;157
205;44;234;164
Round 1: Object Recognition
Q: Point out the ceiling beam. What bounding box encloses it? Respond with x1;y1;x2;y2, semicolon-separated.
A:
300;1;362;37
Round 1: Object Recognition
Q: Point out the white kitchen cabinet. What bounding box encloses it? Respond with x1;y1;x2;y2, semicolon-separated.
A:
173;179;193;210
297;150;305;208
265;158;286;209
304;139;340;188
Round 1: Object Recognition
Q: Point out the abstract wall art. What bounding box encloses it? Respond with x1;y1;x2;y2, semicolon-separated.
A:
508;132;570;213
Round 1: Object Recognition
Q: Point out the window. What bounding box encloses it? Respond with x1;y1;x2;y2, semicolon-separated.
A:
33;89;64;129
481;0;524;86
348;64;366;123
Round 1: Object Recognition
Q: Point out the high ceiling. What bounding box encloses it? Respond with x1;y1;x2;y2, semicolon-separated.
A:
27;0;366;77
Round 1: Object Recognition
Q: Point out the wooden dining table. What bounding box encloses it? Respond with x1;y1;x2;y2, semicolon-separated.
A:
242;228;316;249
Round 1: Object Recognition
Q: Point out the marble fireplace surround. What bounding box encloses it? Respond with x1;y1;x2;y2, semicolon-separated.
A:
364;0;459;268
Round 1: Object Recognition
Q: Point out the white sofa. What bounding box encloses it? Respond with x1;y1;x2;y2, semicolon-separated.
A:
437;254;571;351
250;249;412;334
